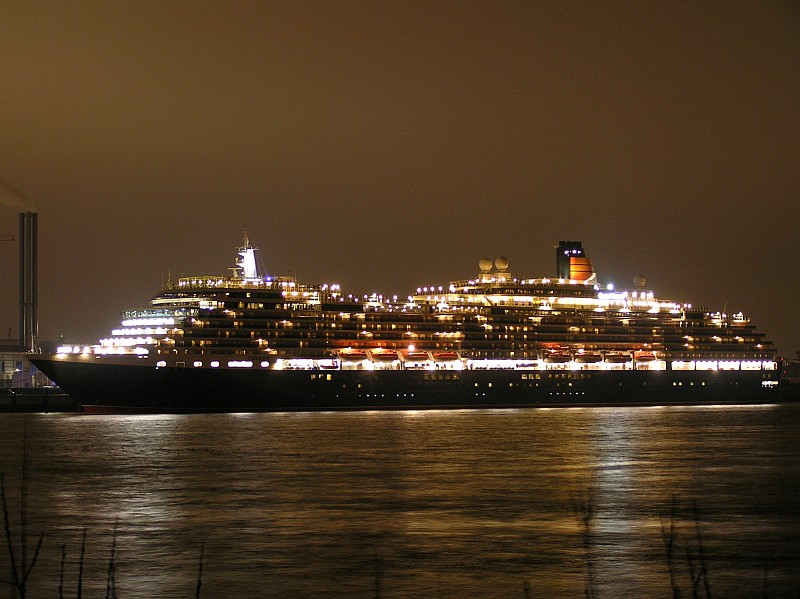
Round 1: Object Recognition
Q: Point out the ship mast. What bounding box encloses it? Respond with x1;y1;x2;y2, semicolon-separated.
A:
235;231;259;279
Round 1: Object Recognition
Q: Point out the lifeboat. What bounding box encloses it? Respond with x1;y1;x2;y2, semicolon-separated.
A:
370;349;399;362
432;351;460;362
634;351;656;362
543;351;572;363
402;350;431;362
338;349;368;362
574;351;602;363
604;351;630;363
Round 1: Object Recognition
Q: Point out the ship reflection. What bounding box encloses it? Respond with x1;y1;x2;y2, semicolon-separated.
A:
5;404;798;598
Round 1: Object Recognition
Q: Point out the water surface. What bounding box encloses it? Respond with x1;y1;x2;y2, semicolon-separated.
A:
1;403;799;598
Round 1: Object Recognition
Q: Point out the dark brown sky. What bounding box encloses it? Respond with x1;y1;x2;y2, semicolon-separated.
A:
1;1;798;355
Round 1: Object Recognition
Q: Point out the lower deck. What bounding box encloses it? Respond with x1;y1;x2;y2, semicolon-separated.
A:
32;355;783;414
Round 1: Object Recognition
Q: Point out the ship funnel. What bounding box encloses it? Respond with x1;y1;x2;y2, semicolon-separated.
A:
556;240;596;283
19;211;38;352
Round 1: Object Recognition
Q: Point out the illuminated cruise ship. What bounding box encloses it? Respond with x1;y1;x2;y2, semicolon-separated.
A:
31;238;783;413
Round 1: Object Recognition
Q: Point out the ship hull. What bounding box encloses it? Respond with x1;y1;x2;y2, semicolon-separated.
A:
30;355;785;414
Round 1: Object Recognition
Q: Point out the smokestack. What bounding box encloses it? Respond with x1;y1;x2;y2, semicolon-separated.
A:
555;240;596;282
19;212;38;352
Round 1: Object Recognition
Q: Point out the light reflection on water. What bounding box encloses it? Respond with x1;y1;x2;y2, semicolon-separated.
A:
0;403;798;598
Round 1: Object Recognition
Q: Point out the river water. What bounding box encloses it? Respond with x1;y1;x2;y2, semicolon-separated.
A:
1;403;799;598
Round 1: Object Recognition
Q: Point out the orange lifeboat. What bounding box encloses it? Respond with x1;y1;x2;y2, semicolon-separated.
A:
338;349;368;362
402;350;431;362
543;350;572;363
370;349;399;362
432;351;460;362
574;351;602;363
604;351;630;363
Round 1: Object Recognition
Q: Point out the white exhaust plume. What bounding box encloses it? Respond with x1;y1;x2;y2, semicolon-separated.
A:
0;177;37;210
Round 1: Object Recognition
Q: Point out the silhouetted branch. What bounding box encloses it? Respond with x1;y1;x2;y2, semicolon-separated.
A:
374;547;383;599
1;473;22;594
572;489;596;599
2;470;43;598
523;579;532;598
660;495;681;599
195;543;204;599
686;545;700;599
77;528;87;599
106;521;118;599
20;417;29;584
22;532;44;584
0;416;46;599
692;501;712;599
59;544;66;599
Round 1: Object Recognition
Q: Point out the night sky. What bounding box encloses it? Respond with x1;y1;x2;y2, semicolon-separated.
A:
1;1;798;356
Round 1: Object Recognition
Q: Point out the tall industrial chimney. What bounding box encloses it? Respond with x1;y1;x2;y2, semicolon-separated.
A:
19;211;38;352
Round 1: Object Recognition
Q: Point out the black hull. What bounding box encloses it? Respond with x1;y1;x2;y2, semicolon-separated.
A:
30;356;785;414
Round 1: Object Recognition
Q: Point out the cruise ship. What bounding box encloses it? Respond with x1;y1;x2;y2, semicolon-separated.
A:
30;238;783;413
